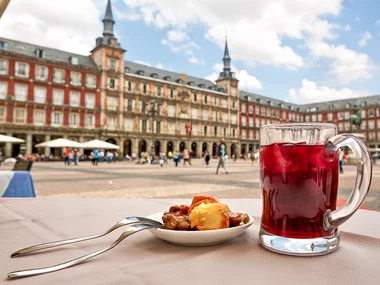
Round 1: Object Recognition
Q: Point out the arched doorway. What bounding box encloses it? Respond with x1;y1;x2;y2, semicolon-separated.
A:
167;141;173;154
139;140;147;153
249;144;253;152
212;143;217;157
191;142;197;158
202;142;207;157
180;141;186;152
231;144;236;157
154;141;160;156
124;139;132;156
241;144;246;155
106;138;117;145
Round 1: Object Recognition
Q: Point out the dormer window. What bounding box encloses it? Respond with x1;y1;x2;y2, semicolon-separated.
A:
35;49;46;58
175;78;183;84
257;98;262;104
137;70;145;76
151;73;158;78
188;81;194;86
0;41;8;50
198;83;205;88
70;57;79;65
217;87;224;92
163;76;171;81
346;103;351;108
279;103;284;108
268;101;273;106
208;86;216;90
247;96;250;101
124;67;130;73
361;101;367;107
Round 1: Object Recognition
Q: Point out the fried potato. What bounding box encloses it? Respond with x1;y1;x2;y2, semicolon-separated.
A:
189;202;230;230
187;199;216;215
191;195;219;206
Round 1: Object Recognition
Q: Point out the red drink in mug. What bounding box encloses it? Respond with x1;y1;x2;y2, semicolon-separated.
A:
259;124;372;256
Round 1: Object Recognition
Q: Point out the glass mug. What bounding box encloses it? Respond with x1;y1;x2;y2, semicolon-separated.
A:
259;123;372;256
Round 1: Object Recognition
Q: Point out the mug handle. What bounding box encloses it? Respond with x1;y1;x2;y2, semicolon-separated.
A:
324;134;372;231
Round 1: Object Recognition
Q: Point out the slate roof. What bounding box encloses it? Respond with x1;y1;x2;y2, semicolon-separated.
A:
0;37;98;70
240;90;380;112
124;60;222;91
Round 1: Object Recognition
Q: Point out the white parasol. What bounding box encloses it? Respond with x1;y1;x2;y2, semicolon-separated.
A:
81;139;119;150
0;134;25;143
35;138;84;148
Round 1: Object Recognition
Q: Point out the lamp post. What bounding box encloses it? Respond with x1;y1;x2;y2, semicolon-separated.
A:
149;99;156;155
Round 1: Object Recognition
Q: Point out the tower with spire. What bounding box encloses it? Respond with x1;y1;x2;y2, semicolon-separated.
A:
216;38;237;82
91;0;126;153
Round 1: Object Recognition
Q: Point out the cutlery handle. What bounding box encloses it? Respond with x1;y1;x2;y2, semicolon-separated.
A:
8;224;160;279
11;216;156;258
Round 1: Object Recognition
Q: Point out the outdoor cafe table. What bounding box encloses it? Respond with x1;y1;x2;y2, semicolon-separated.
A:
1;198;379;285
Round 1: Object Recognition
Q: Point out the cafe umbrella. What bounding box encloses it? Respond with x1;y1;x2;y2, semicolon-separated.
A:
0;134;25;143
81;139;119;150
35;138;84;148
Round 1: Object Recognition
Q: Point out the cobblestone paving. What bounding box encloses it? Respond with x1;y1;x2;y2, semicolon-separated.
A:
4;159;379;210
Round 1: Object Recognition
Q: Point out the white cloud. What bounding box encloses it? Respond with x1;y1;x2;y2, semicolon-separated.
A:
308;41;375;83
358;31;372;47
167;30;189;42
0;0;104;55
204;63;263;91
134;60;152;66
189;56;199;64
155;63;164;69
288;79;369;104
344;24;351;31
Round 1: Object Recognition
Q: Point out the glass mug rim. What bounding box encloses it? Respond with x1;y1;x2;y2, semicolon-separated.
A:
260;122;337;131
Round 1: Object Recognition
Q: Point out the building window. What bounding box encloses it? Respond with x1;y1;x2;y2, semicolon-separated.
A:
0;107;6;122
232;101;235;109
53;69;65;84
204;126;207;135
108;59;117;71
108;78;116;89
170;89;174;98
241;116;246;126
107;97;117;111
52;112;63;126
224;128;226;137
214;126;217;136
70;71;81;86
34;86;46;104
85;115;95;128
127;81;132;91
85;74;96;88
15;62;29;77
142;119;147;131
369;109;374;117
35;49;45;58
156;86;161;96
15;84;28;101
70;113;79;127
168;105;175;116
127;99;133;111
14;108;26;124
327;113;333;121
141;101;146;113
70;57;79;65
0;59;8;75
143;84;147;94
0;81;7;99
156;121;161;132
85;93;95;109
213;97;217;106
70;91;80;107
34;110;45;125
107;116;116;130
0;41;8;50
124;118;133;131
232;129;235;138
204;95;208;104
53;89;64;105
241;104;246;113
193;94;197;102
35;65;48;81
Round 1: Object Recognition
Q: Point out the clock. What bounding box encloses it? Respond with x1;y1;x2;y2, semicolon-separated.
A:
110;39;117;46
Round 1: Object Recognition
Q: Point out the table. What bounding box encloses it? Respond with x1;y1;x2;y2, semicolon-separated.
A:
0;171;35;197
1;198;379;284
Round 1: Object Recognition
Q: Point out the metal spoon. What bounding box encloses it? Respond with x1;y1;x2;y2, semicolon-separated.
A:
8;223;166;279
11;216;161;258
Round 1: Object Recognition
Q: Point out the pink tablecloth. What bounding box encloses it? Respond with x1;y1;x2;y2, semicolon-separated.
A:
1;198;380;285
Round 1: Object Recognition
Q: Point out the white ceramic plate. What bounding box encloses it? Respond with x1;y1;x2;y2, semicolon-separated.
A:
146;212;254;247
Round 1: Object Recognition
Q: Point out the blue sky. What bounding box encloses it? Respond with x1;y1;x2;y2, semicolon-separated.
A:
1;0;380;104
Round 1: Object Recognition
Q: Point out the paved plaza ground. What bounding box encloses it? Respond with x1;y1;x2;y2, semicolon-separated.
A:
2;159;380;211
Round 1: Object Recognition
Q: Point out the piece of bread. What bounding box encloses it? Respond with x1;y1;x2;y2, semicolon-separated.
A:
189;202;230;230
187;199;216;215
191;195;219;206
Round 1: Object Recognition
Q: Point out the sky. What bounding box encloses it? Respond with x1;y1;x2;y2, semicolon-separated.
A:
1;0;380;104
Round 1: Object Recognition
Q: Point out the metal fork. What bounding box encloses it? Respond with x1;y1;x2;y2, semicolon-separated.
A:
11;216;160;258
8;223;166;279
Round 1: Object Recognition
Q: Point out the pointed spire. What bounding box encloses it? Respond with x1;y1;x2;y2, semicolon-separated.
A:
102;0;115;37
216;35;236;82
104;0;114;22
223;33;230;59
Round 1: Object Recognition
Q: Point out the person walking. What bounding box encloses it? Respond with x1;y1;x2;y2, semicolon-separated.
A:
250;152;255;165
159;151;165;167
339;149;344;174
64;147;70;165
93;148;99;166
73;149;78;166
216;138;229;175
173;149;180;167
204;150;210;167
